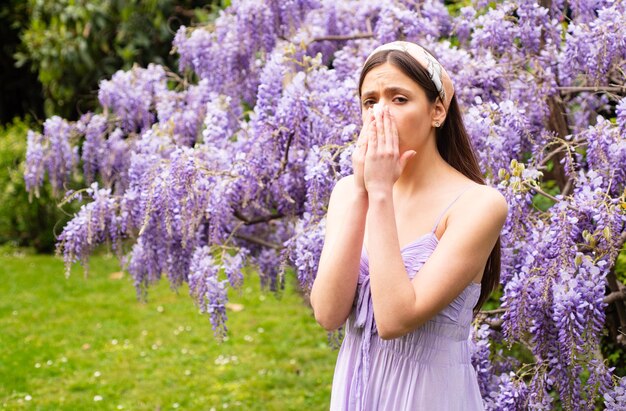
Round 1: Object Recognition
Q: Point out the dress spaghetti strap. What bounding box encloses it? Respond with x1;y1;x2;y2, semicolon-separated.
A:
331;183;485;410
430;185;476;233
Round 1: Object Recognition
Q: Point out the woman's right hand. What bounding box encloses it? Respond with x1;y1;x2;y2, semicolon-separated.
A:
353;108;374;195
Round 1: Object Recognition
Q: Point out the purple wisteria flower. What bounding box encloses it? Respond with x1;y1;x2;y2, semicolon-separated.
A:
98;64;167;133
188;246;229;339
22;2;626;407
605;376;626;410
558;2;626;86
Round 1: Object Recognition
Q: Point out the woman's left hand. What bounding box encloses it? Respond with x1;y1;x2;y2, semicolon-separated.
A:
363;105;416;195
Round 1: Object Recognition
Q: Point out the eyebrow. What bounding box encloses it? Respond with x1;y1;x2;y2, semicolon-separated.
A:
361;86;413;99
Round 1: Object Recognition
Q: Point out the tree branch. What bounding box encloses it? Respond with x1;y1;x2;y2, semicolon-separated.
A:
476;308;505;332
538;138;587;169
278;131;295;175
545;96;571;191
309;32;374;43
522;181;561;203
483;317;503;331
234;210;285;225
557;85;626;94
479;307;507;315
233;233;282;250
605;290;626;305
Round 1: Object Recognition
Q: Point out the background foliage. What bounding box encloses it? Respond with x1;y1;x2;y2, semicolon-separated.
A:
0;118;78;252
0;0;228;250
1;0;227;122
13;0;626;409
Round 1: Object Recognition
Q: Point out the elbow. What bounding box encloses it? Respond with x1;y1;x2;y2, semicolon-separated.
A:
377;325;407;340
374;301;430;340
310;295;344;332
376;316;423;340
312;306;344;332
309;277;354;331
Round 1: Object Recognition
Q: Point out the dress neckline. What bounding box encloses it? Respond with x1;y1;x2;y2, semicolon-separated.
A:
362;230;438;258
361;232;482;288
401;231;439;252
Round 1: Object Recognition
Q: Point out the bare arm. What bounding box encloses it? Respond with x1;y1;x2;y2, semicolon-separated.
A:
367;186;507;339
363;104;507;339
310;108;375;331
309;176;368;331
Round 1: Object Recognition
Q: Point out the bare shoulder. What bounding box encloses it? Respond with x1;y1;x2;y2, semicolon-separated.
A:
455;184;508;226
334;174;354;190
326;174;356;212
468;184;508;211
330;174;356;199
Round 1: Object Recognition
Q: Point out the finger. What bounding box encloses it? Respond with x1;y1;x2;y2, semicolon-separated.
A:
373;105;383;150
368;112;378;151
355;113;371;152
358;130;369;153
389;109;399;153
360;109;374;138
357;121;374;157
363;107;374;127
399;150;416;172
383;105;394;153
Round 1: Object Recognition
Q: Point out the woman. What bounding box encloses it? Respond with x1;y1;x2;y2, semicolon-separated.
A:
309;41;507;410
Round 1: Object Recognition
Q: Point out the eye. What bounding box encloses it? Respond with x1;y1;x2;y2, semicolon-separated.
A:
362;99;376;108
393;96;408;104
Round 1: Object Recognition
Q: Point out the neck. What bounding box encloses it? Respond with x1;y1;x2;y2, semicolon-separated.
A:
394;136;454;196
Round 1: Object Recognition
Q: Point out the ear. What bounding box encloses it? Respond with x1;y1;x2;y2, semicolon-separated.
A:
431;99;447;127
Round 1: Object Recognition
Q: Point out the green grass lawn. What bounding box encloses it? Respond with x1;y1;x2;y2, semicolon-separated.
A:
0;251;337;410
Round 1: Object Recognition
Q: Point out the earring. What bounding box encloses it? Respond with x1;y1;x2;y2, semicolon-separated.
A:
434;121;440;128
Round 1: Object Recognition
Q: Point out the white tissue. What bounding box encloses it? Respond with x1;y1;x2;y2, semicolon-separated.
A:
373;103;383;116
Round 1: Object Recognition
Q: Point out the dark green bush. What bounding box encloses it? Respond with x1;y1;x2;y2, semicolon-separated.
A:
11;0;221;120
0;118;78;252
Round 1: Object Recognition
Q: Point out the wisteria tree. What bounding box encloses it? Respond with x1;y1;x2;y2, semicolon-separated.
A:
24;0;626;408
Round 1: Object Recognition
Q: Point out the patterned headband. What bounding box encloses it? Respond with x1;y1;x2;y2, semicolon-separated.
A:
364;41;455;110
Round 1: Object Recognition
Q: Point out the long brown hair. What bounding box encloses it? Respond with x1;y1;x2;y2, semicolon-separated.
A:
358;49;501;312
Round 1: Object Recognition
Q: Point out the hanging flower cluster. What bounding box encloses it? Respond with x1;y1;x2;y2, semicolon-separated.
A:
25;0;626;408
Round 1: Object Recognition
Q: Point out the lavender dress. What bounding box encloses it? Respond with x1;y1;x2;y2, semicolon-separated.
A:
329;193;485;411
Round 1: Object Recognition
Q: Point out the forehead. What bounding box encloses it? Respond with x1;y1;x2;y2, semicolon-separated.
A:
360;62;419;93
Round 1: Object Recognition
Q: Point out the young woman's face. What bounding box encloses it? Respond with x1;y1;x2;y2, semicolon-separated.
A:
360;62;435;153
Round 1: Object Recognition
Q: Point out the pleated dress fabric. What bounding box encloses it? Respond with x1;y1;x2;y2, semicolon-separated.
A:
329;193;485;411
